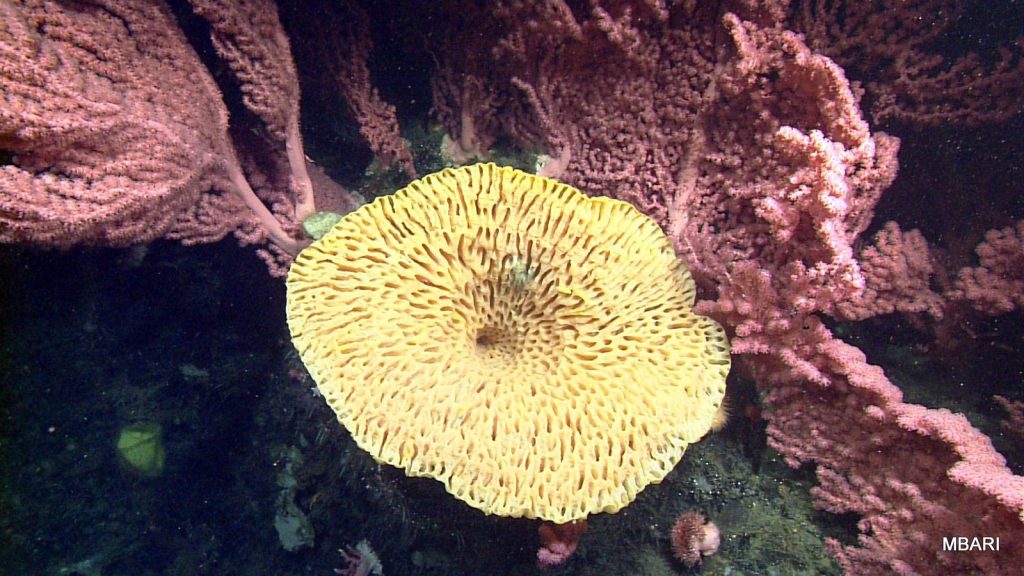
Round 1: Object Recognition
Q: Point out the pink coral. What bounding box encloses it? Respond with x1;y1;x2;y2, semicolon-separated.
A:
706;262;1024;574
429;3;1023;573
793;0;1024;126
950;220;1024;315
536;521;587;570
0;0;357;274
837;222;945;320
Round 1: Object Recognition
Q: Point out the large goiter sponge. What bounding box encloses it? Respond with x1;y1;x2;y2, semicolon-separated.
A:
286;163;730;522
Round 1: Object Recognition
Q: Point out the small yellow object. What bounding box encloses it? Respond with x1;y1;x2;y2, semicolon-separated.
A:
116;422;165;477
451;398;475;426
556;284;596;317
286;163;730;523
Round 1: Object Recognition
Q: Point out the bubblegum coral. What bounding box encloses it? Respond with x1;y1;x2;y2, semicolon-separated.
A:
711;264;1024;574
294;1;417;179
0;0;342;270
428;1;1023;573
793;0;1024;127
536;521;588;570
836;222;946;321
949;220;1024;316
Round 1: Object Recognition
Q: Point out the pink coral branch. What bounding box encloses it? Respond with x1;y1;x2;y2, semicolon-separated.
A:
536;520;587;570
949;220;1024;315
430;2;1024;572
334;5;415;178
188;0;316;221
0;0;328;269
793;0;1024;127
995;395;1024;449
837;222;945;320
704;262;1024;574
